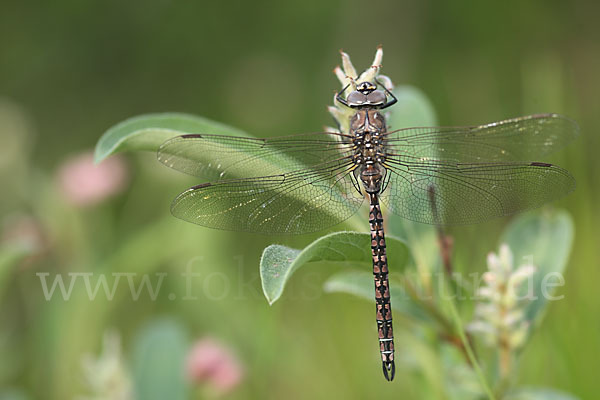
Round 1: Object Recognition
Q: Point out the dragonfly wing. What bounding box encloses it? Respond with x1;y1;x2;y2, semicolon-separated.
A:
385;114;579;163
381;159;575;225
170;159;364;234
157;132;353;181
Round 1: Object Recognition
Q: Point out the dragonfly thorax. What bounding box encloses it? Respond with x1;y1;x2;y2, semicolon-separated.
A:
350;109;388;194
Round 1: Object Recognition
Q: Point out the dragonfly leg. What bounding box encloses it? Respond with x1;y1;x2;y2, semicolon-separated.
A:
335;83;352;108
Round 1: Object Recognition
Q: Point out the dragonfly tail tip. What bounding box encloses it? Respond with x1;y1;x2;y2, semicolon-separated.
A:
382;361;395;381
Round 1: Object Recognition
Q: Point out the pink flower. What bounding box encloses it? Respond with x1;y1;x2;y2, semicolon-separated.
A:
57;152;128;207
186;337;244;394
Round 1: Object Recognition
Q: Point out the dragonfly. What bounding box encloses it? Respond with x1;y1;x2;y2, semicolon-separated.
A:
157;79;577;381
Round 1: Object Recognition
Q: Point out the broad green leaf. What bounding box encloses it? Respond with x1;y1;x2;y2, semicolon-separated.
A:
260;231;409;305
388;85;438;130
504;386;580;400
131;319;189;400
95;113;247;163
500;210;574;324
323;270;428;321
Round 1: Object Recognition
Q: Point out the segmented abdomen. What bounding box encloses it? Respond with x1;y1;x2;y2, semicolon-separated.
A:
368;193;395;381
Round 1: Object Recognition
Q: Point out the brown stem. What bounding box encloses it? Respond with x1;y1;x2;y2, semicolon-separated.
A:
427;185;454;277
427;185;479;364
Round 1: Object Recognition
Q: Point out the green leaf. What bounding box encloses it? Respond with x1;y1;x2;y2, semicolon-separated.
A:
131;319;189;400
500;210;574;324
323;270;428;321
388;85;438;129
504;386;580;400
95;113;247;163
260;231;409;305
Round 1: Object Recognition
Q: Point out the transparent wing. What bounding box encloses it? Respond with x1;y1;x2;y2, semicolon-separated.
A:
157;132;353;181
170;158;364;234
385;114;578;163
380;159;575;225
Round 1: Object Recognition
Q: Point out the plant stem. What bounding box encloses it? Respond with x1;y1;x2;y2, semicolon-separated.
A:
447;297;496;400
496;293;512;396
499;341;511;382
426;186;494;398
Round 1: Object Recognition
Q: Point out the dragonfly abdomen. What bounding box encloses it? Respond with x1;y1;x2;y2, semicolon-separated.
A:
369;193;395;381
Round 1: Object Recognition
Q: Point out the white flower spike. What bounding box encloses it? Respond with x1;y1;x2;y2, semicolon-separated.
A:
468;244;537;362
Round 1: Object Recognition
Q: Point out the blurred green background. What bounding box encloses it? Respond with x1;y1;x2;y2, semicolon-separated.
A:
1;0;599;399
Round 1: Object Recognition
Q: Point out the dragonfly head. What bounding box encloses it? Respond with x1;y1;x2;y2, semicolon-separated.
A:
346;82;387;108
